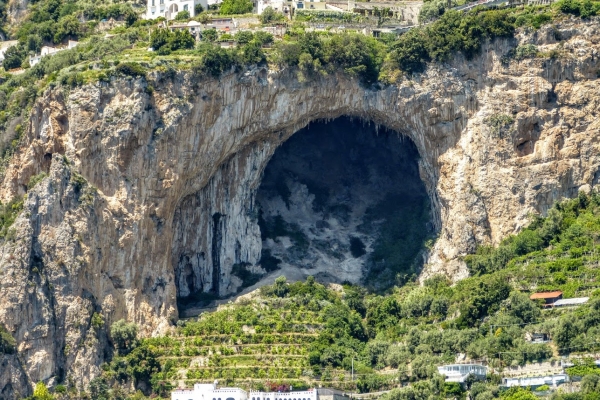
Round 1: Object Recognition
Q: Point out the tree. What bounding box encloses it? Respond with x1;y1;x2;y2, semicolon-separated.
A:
127;344;160;384
582;374;600;395
501;387;537;400
151;28;194;53
512;230;543;256
88;377;109;400
32;382;53;400
196;12;211;24
390;28;430;74
323;33;382;84
2;45;26;70
193;45;235;77
273;276;288;298
344;287;367;317
419;0;450;23
53;15;81;43
175;10;190;20
554;320;579;353
504;292;540;323
444;382;464;396
201;28;218;42
0;324;16;354
26;34;42;53
260;6;283;24
235;30;254;44
171;30;195;50
254;31;274;45
219;0;253;15
110;319;138;354
195;3;204;14
366;296;401;331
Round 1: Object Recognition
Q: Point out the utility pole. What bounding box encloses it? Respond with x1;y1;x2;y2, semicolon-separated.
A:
351;358;354;400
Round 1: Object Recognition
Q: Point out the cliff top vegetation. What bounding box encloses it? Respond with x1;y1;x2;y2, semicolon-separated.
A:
0;1;598;177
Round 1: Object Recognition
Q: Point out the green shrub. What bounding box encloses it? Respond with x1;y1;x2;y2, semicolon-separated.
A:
0;197;24;238
485;114;515;138
110;319;138;354
514;44;539;60
193;44;236;77
201;28;218;42
175;10;190;21
115;62;146;78
151;28;195;52
220;0;253;15
260;7;285;24
27;172;48;190
32;382;53;400
91;312;104;329
0;324;16;354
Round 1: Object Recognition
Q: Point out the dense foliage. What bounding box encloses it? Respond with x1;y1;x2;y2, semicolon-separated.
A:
3;0;139;70
219;0;254;15
74;193;600;399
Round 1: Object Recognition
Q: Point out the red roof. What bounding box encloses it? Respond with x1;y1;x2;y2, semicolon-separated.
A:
530;291;562;300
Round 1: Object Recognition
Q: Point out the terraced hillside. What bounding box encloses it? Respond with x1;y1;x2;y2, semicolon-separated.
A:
87;192;600;399
145;283;368;393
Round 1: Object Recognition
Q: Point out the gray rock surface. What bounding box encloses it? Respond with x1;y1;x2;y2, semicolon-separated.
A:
1;19;600;396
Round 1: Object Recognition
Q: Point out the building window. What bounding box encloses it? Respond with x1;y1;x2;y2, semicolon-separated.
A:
152;0;155;5
184;4;188;10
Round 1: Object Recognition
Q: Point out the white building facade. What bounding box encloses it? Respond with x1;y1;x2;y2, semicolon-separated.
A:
172;383;318;400
502;374;568;389
29;40;79;67
146;0;209;20
437;364;487;383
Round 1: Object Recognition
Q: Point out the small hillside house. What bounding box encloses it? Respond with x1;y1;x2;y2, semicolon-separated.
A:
437;364;487;384
502;374;568;389
530;291;563;307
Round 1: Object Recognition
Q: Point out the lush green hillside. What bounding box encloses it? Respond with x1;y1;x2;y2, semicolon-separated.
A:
2;1;598;180
63;192;600;400
6;1;600;399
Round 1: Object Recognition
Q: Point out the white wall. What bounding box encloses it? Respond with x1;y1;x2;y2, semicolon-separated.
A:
145;0;208;19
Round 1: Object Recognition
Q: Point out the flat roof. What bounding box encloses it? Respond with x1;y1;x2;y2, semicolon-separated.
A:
530;291;563;299
553;297;589;306
440;364;486;367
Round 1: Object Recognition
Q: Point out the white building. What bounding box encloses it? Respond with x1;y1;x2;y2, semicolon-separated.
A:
257;0;289;14
29;40;79;67
172;383;318;400
502;374;568;389
146;0;209;20
437;364;487;383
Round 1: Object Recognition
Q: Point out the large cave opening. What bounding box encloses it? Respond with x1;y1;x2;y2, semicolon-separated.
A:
174;117;436;315
247;117;433;291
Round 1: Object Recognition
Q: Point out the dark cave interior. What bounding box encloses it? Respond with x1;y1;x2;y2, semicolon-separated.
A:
249;117;434;291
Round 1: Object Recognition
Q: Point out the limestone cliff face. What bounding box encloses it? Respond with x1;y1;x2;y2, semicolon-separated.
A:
1;17;600;396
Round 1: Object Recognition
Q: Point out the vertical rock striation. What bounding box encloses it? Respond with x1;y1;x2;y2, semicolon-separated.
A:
1;19;600;396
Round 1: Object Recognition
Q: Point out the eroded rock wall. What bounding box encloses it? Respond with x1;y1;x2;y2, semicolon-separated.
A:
1;18;600;396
